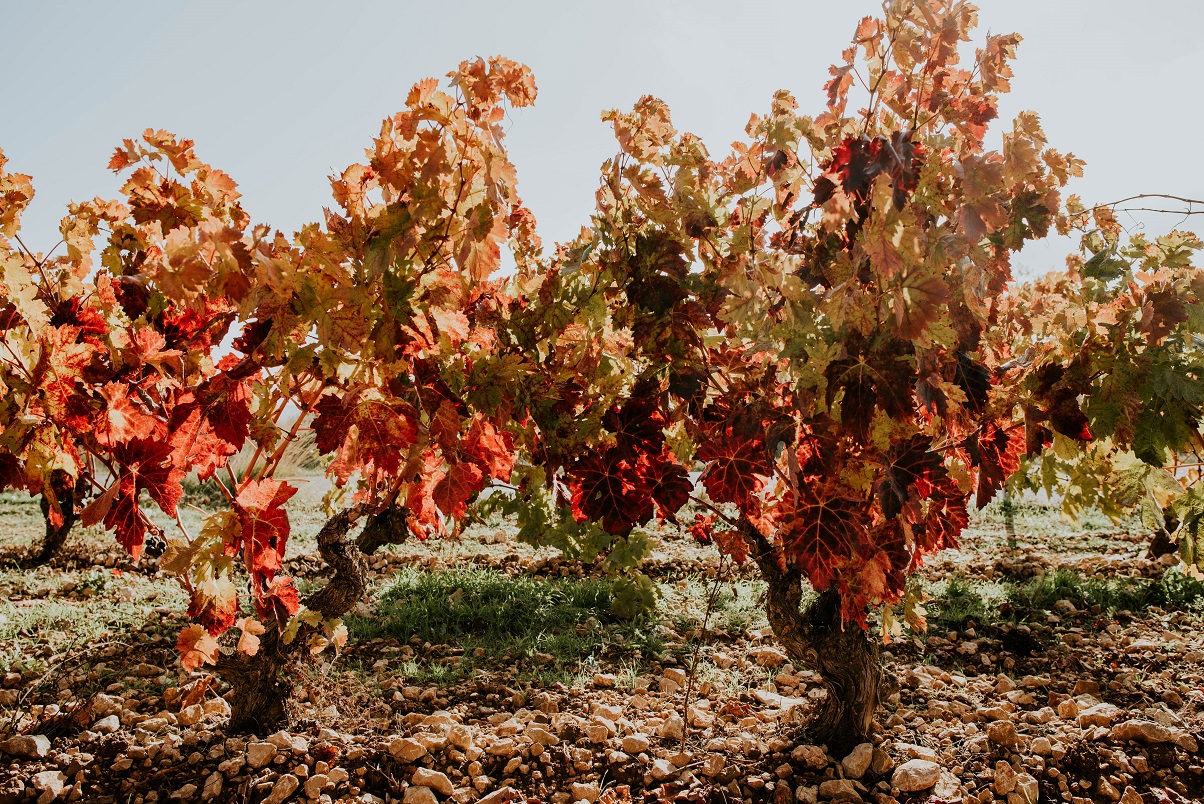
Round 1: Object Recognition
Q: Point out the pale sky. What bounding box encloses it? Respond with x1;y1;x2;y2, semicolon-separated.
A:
5;1;1202;278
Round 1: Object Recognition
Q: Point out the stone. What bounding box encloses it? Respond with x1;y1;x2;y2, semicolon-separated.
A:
1030;737;1052;756
1077;702;1120;728
177;704;205;727
794;785;818;804
412;769;454;797
993;760;1017;795
525;724;558;746
0;734;50;758
841;743;873;779
592;703;623;721
246;742;277;769
262;775;299;804
91;715;120;734
1120;787;1144;804
477;788;521;804
702;754;726;776
986;720;1020;747
201;773;223;801
1097;777;1120;801
593;674;617;688
622;733;651;753
817;779;855;798
170;783;197;800
657;714;684;740
267;730;308;754
898;743;938;761
750;647;788;668
447;725;473;751
933;772;962;799
1110;719;1198;752
1011;773;1039;804
1056;699;1079;719
650;758;676;780
389;737;428;763
891;759;940;792
571;782;599;803
487;737;518;757
304;774;328;798
870;747;894;775
31;771;64;801
790;744;827;769
403;787;438;804
203;698;231;718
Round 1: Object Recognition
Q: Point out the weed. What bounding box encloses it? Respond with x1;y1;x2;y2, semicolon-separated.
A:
347;568;663;686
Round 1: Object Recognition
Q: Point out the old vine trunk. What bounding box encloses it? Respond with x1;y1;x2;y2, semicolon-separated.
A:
31;475;85;566
218;504;408;733
748;526;881;755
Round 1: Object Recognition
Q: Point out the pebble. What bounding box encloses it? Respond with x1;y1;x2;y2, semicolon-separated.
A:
403;786;438;804
986;720;1020;747
31;771;65;800
841;743;872;779
892;759;941;792
245;742;277;769
262;775;299;804
0;734;49;758
389;737;428;762
412;768;454;796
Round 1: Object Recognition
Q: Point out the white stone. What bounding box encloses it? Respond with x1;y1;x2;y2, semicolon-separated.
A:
92;715;120;734
31;771;65;798
412;768;454;797
403;786;438;804
0;734;49;758
650;758;676;780
570;782;599;803
841;743;873;779
389;737;428;763
201;772;223;801
994;760;1017;795
245;742;277;769
262;775;299;804
892;759;940;792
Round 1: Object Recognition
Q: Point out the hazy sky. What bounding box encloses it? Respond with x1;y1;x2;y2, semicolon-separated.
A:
5;1;1202;278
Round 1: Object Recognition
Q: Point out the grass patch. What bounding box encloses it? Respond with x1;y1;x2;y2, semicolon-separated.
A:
924;569;1204;633
347;568;663;685
1008;568;1204;615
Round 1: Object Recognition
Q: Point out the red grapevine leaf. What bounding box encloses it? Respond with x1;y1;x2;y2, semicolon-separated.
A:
177;624;219;673
696;432;770;506
313;391;418;484
875;435;944;519
783;482;870;591
433;461;484;519
235;479;298;581
255;575;301;624
603;397;667;459
463;416;515;481
966;421;1024;508
645;454;692;522
111;437;183;517
103;479;147;559
568;452;653;535
187;575;240;636
921;480;968;554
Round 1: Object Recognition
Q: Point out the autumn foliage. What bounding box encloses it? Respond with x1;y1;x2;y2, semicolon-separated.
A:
1;0;1202;733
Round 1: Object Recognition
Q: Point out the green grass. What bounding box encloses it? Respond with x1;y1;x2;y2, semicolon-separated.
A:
347;567;664;685
1008;568;1204;614
924;569;1204;633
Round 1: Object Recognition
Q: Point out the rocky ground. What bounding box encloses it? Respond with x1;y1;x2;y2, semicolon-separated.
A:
0;491;1200;804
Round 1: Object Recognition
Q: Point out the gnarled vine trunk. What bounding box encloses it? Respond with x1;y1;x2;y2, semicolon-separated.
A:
31;475;86;566
218;504;409;734
747;525;881;756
